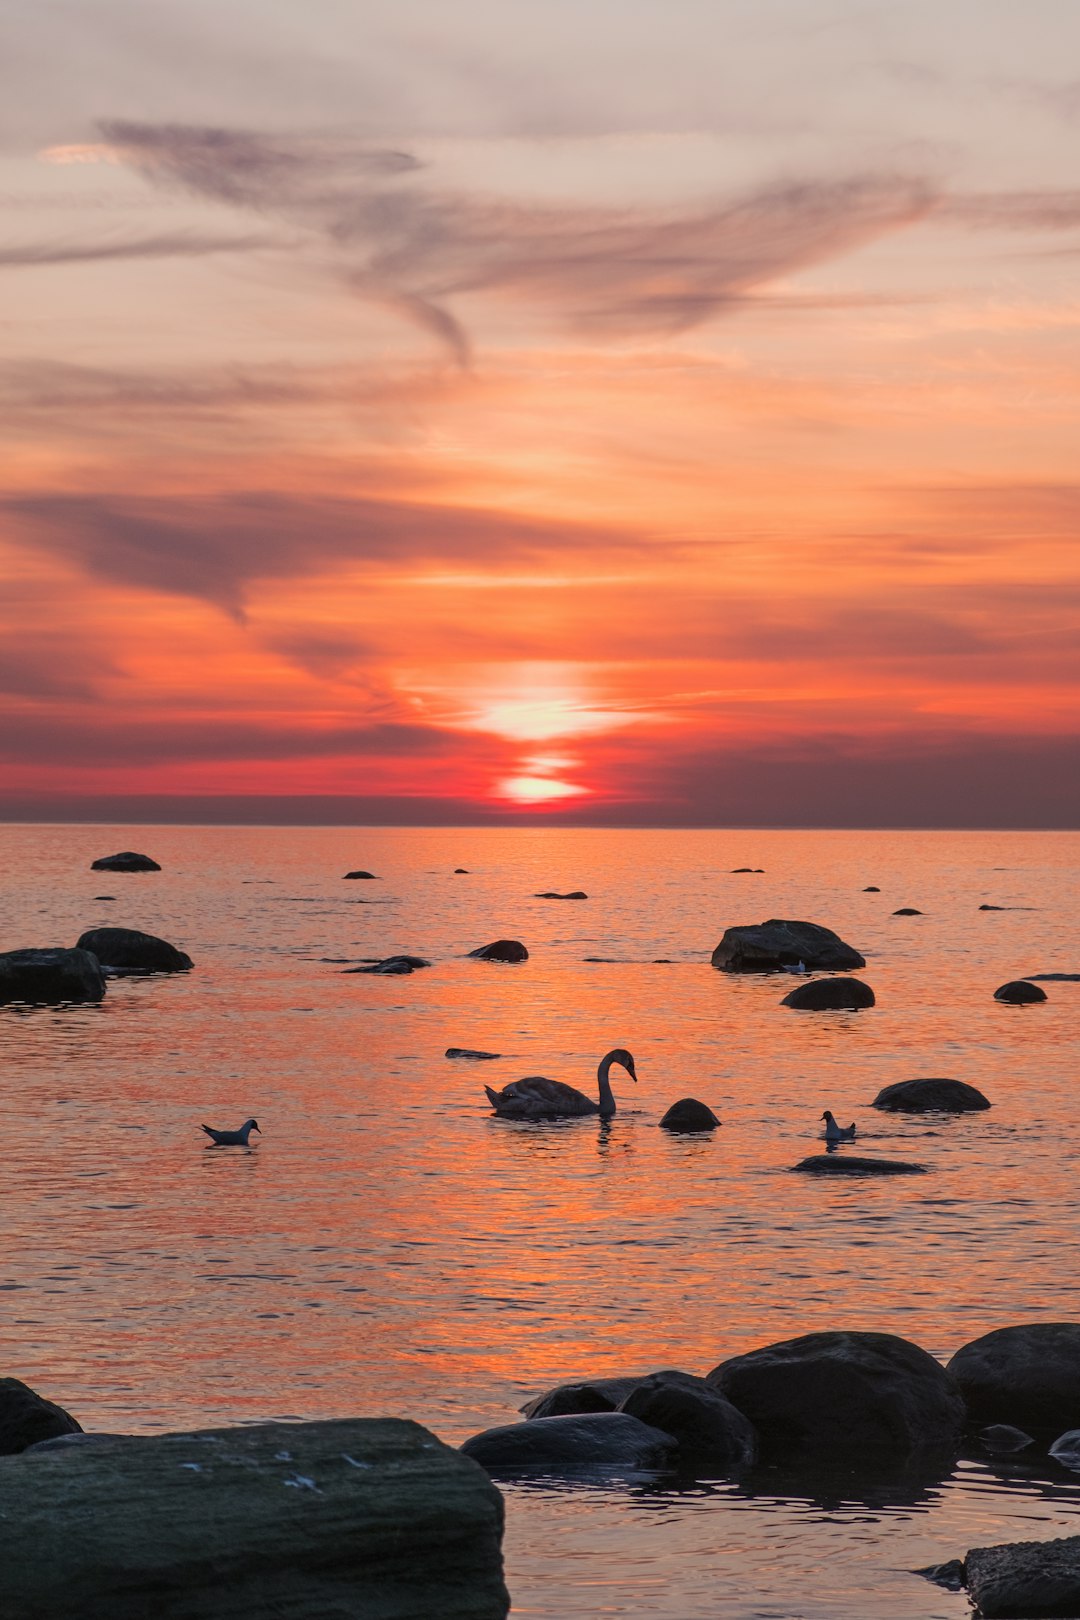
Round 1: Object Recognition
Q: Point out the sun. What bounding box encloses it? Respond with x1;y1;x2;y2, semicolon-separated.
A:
497;775;588;803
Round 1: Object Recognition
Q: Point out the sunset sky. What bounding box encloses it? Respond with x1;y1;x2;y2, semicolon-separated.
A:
3;0;1078;824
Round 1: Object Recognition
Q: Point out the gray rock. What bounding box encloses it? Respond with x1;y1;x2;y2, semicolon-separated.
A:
711;919;865;973
948;1324;1080;1431
793;1155;927;1176
979;1425;1035;1453
619;1375;757;1467
1049;1430;1080;1470
658;1098;721;1131
446;1048;502;1061
468;940;529;963
707;1330;964;1458
90;851;160;872
966;1533;1080;1618
873;1078;991;1113
0;947;106;1006
0;1379;82;1454
343;870;378;879
461;1412;675;1473
4;1417;507;1619
781;977;875;1010
994;980;1047;1004
75;927;192;974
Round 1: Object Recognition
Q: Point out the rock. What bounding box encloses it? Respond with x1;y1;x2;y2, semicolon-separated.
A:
994;980;1047;1004
454;868;470;874
979;1425;1035;1453
24;1432;129;1453
1049;1430;1080;1470
468;940;528;963
949;1324;1080;1431
707;1331;965;1457
0;947;106;1006
1023;973;1080;981
980;904;1006;911
8;1417;508;1619
521;1376;652;1419
446;1048;502;1061
863;886;881;892
90;851;160;872
343;955;431;975
873;1077;991;1113
619;1375;757;1468
966;1532;1080;1618
914;1559;967;1591
343;870;378;879
711;919;865;973
533;891;587;900
0;1380;82;1454
658;1098;721;1131
893;907;922;916
793;1155;927;1176
93;895;116;901
75;927;193;974
460;1412;675;1474
731;868;763;873
781;977;875;1010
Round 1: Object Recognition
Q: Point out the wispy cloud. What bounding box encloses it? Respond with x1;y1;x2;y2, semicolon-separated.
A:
0;228;278;267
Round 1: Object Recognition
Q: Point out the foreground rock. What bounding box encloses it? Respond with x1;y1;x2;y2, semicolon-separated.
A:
781;977;875;1010
966;1532;1080;1618
343;955;431;975
10;1418;508;1620
711;919;865;973
873;1077;991;1113
620;1375;757;1468
468;940;528;963
793;1154;927;1176
994;980;1047;1004
461;1412;675;1473
0;1380;82;1455
948;1324;1080;1431
90;851;160;872
0;947;106;1005
75;927;193;974
707;1331;964;1457
658;1098;721;1131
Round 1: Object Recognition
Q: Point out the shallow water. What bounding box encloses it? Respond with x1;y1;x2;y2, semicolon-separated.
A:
1;823;1078;1616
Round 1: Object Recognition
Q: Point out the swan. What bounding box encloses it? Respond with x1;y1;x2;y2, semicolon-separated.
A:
821;1110;856;1142
201;1118;261;1146
485;1049;637;1119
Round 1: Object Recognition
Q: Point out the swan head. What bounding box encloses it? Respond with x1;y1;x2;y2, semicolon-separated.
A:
605;1048;637;1082
244;1119;261;1134
821;1111;834;1123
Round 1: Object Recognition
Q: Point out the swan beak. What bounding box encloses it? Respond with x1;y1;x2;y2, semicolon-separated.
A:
252;1122;262;1133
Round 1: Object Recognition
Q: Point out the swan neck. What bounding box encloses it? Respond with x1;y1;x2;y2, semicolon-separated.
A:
597;1055;616;1116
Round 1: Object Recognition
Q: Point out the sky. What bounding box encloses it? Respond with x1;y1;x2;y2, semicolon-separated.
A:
2;0;1079;825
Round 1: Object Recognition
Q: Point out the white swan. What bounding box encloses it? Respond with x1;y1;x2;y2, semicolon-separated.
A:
485;1049;637;1120
201;1118;261;1146
821;1110;856;1142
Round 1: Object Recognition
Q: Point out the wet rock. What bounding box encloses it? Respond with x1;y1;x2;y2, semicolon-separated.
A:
658;1098;721;1131
619;1375;757;1468
1049;1430;1080;1470
8;1417;508;1620
0;1379;82;1455
979;1425;1035;1453
893;907;922;916
534;891;587;900
1024;973;1080;981
914;1559;967;1591
731;868;764;873
707;1330;964;1458
446;1048;502;1061
0;947;106;1006
781;977;875;1010
343;870;378;880
461;1412;675;1473
24;1432;129;1453
994;980;1047;1004
980;904;1007;911
873;1078;991;1113
468;940;528;963
948;1323;1080;1431
711;919;865;973
793;1155;927;1176
90;851;160;872
863;885;880;892
454;868;470;874
75;927;192;975
343;955;431;975
93;895;116;901
521;1376;653;1419
966;1532;1080;1618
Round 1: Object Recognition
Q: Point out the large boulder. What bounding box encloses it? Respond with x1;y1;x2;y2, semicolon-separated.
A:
468;940;528;963
658;1098;721;1131
707;1331;964;1457
994;980;1047;1004
781;977;875;1010
9;1418;507;1620
793;1155;927;1176
873;1078;991;1113
461;1412;675;1473
90;851;160;872
75;927;192;975
0;1380;82;1455
711;920;865;973
619;1375;757;1468
965;1533;1080;1619
948;1324;1080;1431
0;948;106;1006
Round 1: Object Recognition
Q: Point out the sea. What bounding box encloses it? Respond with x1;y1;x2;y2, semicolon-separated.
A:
2;822;1078;1618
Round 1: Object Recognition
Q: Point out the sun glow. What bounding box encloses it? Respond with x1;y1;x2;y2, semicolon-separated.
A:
497;775;588;803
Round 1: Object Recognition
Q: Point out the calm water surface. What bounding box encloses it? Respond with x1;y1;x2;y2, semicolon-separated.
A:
1;824;1078;1617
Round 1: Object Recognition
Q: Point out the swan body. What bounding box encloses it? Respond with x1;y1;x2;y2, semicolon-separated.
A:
201;1118;261;1146
486;1049;637;1119
821;1110;856;1142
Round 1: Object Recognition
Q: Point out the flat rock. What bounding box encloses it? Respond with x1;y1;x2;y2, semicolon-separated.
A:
446;1048;502;1061
0;947;106;1006
0;1379;82;1455
707;1330;965;1457
533;891;587;899
949;1324;1080;1431
468;940;528;963
9;1417;507;1620
994;980;1047;1004
711;919;865;973
343;870;378;880
781;977;875;1010
619;1375;757;1467
75;927;192;974
793;1154;927;1176
966;1533;1080;1618
873;1078;991;1113
90;851;160;872
658;1098;721;1131
343;955;431;975
461;1412;675;1474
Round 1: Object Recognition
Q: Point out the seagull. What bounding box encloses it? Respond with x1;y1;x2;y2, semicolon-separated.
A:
201;1118;261;1146
821;1110;856;1142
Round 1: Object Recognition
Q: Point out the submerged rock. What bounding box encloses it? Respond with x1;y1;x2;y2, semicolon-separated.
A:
90;851;160;872
461;1412;675;1473
534;891;588;900
711;919;865;973
658;1098;721;1131
873;1077;991;1113
521;1376;654;1420
75;927;192;975
793;1155;927;1176
446;1048;502;1061
966;1532;1080;1618
343;869;378;879
862;885;881;892
0;947;106;1006
0;1379;82;1455
619;1375;757;1467
781;977;875;1010
468;940;528;963
994;980;1047;1004
343;955;431;975
948;1323;1080;1431
893;907;923;916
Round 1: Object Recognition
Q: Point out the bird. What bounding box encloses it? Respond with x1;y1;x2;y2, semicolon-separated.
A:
201;1118;261;1146
821;1110;856;1142
485;1049;637;1120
